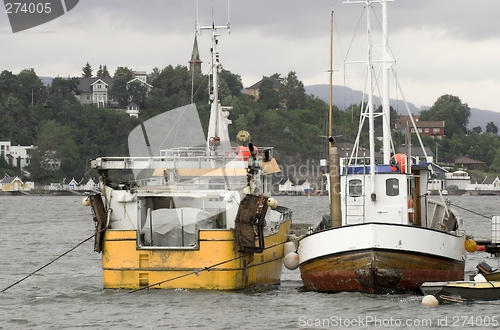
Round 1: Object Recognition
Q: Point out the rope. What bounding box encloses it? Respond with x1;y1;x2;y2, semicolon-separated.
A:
451;203;491;219
1;228;106;293
130;252;251;293
130;240;289;293
2;218;290;293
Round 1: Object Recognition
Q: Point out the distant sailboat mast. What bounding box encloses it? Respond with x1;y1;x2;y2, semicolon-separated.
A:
329;10;342;228
329;11;333;145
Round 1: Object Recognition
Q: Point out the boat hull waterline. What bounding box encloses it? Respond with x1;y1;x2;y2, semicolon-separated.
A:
299;223;465;294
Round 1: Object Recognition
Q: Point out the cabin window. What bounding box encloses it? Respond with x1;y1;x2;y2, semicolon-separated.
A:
348;179;362;197
386;178;399;196
140;207;215;248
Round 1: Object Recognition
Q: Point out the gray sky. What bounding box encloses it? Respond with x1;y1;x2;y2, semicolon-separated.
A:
1;0;499;111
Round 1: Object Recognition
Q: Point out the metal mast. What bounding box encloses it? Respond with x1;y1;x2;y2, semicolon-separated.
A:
196;1;231;154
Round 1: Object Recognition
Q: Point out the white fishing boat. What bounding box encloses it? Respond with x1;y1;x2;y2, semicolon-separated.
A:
291;0;471;294
84;14;292;290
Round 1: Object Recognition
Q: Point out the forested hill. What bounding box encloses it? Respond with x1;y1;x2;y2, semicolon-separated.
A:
1;67;500;184
305;84;500;131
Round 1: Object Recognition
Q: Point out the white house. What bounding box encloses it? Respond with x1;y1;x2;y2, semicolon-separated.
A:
278;178;293;194
81;178;99;191
1;141;35;171
277;178;312;194
77;71;151;116
466;176;500;194
483;176;500;188
66;178;79;190
77;77;117;108
127;71;152;93
126;102;140;118
293;179;311;193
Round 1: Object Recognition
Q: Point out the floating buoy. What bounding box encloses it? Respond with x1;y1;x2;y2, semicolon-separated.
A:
82;196;91;206
266;198;278;209
284;241;296;256
477;245;486;252
284;252;300;270
465;237;477;252
421;295;439;306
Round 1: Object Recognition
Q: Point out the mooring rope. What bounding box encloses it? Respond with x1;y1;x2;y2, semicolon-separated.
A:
451;203;491;219
1;228;105;293
130;240;289;293
129;252;251;293
2;224;291;293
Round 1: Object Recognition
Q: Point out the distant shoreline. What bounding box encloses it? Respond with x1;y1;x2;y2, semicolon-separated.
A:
0;189;94;196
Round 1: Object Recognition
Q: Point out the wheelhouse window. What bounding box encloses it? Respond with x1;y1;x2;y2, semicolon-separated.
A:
386;178;399;196
349;179;362;197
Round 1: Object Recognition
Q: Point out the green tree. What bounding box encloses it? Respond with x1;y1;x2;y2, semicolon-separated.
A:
149;67;162;86
110;67;133;107
281;71;306;110
219;69;243;97
257;78;281;110
27;120;81;183
127;80;148;108
490;149;500;173
374;105;399;128
486;122;498;135
419;94;470;137
97;64;111;78
145;65;200;119
50;77;80;98
82;62;93;78
471;126;482;134
103;65;111;78
17;68;45;106
0;70;19;101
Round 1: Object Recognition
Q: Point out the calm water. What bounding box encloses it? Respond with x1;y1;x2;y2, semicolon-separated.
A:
1;195;500;329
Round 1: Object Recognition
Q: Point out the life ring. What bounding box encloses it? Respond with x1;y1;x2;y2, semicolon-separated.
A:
390;153;407;173
408;197;414;223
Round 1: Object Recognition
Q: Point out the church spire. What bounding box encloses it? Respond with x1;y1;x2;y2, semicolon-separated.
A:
189;34;202;72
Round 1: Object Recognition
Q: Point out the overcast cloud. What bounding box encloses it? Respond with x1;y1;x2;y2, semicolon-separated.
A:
1;0;499;111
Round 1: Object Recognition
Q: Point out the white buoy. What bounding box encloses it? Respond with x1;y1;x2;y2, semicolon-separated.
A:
266;198;278;209
82;196;91;206
283;252;300;270
421;295;439;306
284;241;296;256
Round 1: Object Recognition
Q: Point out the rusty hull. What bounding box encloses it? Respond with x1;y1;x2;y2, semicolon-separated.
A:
300;249;464;294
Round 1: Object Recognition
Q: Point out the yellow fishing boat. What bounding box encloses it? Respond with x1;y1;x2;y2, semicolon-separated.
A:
84;15;292;291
